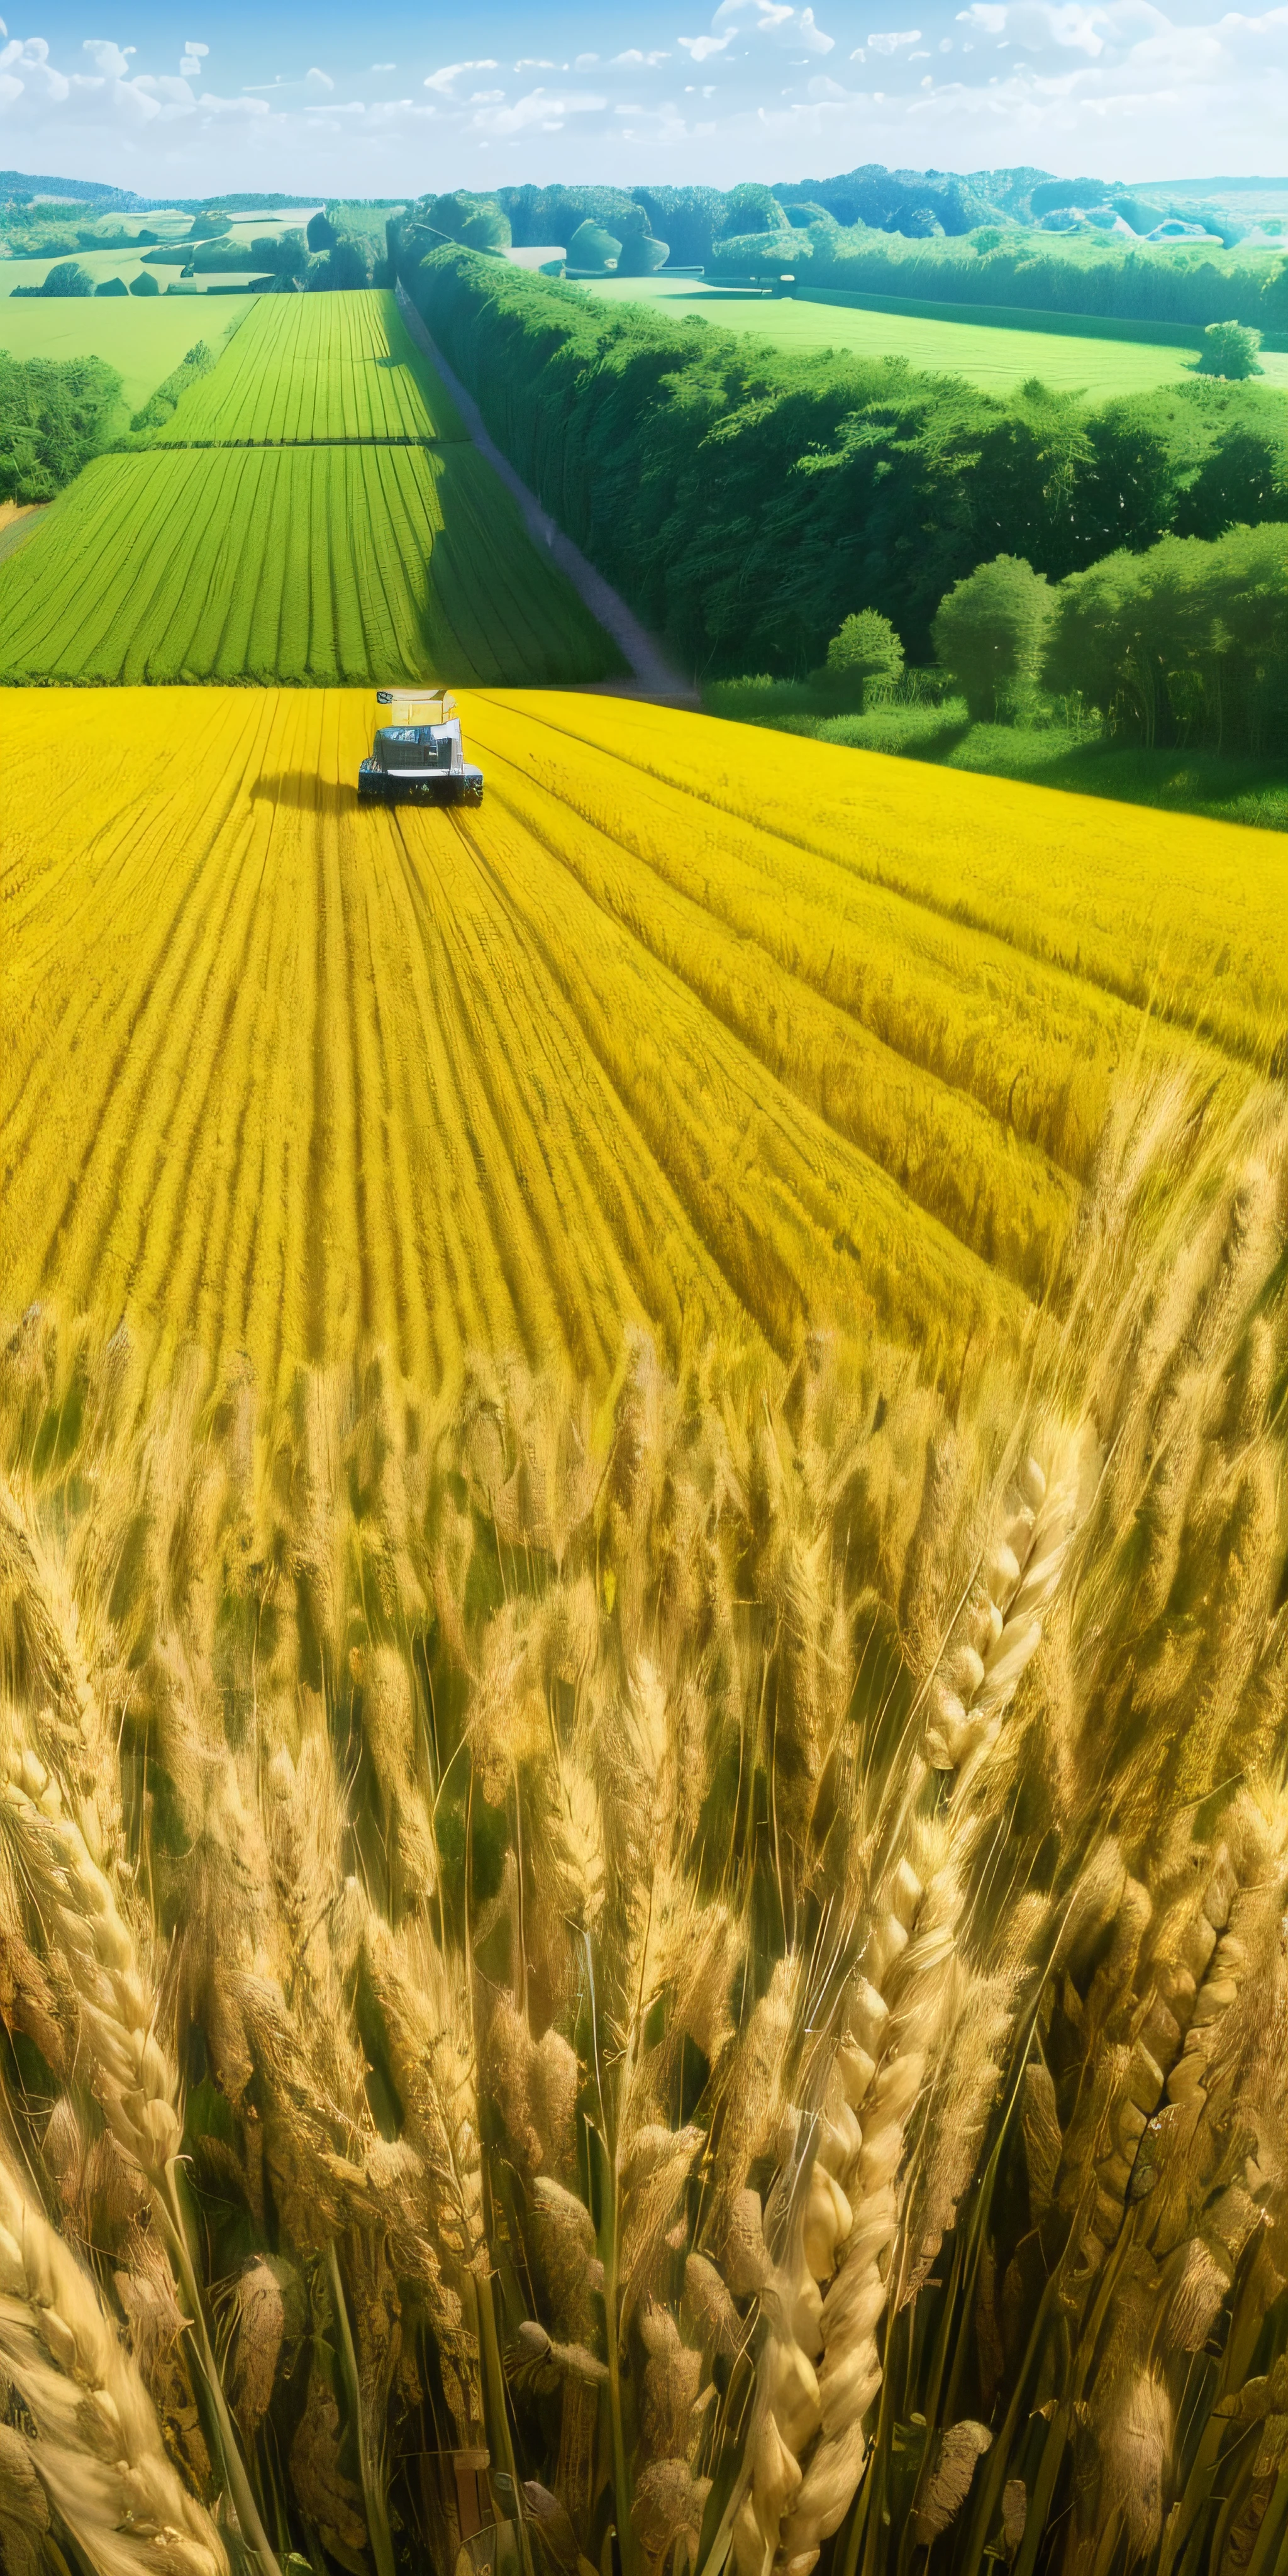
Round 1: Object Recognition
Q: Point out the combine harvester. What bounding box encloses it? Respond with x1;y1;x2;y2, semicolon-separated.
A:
358;689;484;806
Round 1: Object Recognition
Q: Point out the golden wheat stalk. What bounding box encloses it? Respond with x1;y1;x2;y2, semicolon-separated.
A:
0;1471;282;2576
0;2135;228;2576
733;1441;1086;2573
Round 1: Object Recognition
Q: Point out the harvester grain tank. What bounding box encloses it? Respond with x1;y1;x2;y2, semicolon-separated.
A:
358;689;484;806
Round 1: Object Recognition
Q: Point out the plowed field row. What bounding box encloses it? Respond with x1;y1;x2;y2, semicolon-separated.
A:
156;289;467;445
4;688;1282;1399
0;291;621;687
0;447;619;686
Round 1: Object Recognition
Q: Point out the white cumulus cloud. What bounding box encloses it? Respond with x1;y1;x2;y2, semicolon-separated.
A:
469;83;608;133
0;0;1282;195
423;58;498;93
82;38;133;74
682;0;835;56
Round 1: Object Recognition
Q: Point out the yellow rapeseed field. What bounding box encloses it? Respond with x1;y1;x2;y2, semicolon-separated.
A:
3;686;1281;1398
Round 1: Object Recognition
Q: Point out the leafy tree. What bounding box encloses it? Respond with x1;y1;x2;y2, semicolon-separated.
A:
719;183;788;239
40;261;94;297
708;231;810;279
128;342;215;434
274;229;312;285
306;209;336;250
129;270;160;297
0;350;121;500
626;187;723;266
95;275;128;297
188;211;231;241
1044;523;1287;751
932;555;1056;720
568;221;623;272
615;208;668;277
315;231;377;289
425;192;480;247
462;203;511;252
822;609;904;703
1196;319;1263;379
247;230;311;282
1262;258;1288;329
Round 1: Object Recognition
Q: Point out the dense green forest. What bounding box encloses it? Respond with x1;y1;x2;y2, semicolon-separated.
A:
404;247;1288;680
0;349;121;500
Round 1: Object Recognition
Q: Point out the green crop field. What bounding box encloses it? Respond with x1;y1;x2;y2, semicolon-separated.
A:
581;274;1288;396
0;289;619;686
0;297;245;415
155;289;465;443
0;443;619;685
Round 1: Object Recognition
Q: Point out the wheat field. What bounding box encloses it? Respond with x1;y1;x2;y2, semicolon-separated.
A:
4;685;1283;1401
4;664;1288;2576
2;1070;1285;2576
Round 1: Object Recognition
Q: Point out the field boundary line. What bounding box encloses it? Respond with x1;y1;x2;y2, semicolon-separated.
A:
396;284;698;707
0;505;48;569
157;436;451;450
770;286;1209;352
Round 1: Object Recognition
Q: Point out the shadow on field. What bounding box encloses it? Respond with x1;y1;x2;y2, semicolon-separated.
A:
250;773;357;814
891;716;974;763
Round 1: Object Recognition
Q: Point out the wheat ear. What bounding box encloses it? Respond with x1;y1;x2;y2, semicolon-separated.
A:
0;1692;279;2576
735;1447;1084;2575
0;2136;227;2576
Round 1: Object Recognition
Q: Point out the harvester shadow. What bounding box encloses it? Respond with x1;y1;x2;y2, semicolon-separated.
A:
902;716;974;762
250;773;357;815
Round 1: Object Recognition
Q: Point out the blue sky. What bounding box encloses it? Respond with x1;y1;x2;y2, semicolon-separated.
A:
1;0;1284;199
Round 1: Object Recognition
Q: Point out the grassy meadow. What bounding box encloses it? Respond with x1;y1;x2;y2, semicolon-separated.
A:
2;239;265;296
579;272;1288;397
0;294;244;414
1;209;318;300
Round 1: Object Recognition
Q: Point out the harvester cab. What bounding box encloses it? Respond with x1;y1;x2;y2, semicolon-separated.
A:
358;689;484;806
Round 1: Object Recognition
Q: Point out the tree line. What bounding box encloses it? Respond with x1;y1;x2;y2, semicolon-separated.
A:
708;220;1288;337
386;179;1288;333
926;531;1285;753
9;206;392;301
403;247;1288;678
